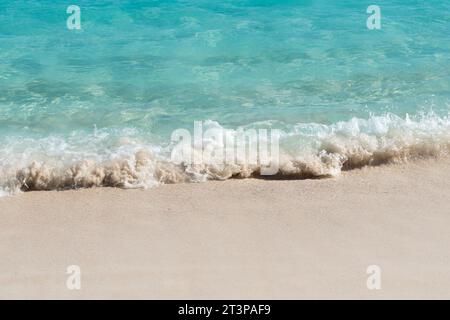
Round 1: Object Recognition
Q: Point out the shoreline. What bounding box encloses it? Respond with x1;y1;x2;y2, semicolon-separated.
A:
1;158;450;299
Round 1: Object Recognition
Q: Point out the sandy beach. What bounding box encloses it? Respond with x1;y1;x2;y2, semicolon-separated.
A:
1;158;450;299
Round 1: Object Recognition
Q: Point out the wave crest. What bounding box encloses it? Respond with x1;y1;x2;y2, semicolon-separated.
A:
1;112;449;195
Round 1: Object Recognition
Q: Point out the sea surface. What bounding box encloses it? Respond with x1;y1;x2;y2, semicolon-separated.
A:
1;0;450;195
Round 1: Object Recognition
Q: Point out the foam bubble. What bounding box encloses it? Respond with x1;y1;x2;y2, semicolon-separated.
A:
1;112;449;196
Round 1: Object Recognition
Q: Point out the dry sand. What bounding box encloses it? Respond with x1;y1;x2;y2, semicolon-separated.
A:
1;158;450;299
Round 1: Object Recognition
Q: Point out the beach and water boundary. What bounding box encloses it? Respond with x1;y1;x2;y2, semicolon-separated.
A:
1;0;450;299
1;112;450;196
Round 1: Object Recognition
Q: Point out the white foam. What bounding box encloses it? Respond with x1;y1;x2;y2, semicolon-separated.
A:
0;112;449;195
0;189;10;197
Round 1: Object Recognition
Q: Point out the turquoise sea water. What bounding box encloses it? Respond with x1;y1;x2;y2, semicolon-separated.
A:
1;0;450;194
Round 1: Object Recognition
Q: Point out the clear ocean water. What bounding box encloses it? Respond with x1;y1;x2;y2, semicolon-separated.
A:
1;0;450;194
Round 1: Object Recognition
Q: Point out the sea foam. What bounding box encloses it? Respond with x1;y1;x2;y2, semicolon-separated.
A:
1;112;449;196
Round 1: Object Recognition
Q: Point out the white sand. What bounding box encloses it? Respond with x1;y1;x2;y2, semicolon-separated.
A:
1;159;450;299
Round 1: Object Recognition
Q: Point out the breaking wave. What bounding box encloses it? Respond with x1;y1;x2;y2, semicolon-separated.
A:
1;112;450;196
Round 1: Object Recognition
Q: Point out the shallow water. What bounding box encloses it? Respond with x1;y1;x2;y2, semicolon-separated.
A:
1;0;449;194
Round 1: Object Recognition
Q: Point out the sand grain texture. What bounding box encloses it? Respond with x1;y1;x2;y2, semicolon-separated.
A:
1;159;450;299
